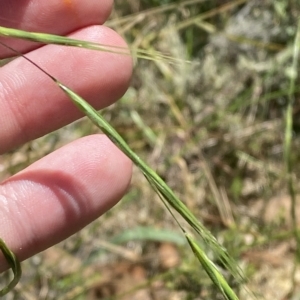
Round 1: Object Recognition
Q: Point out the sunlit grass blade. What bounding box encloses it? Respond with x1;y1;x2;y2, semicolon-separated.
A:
284;18;300;290
185;234;239;300
57;81;243;298
0;238;21;296
0;26;187;64
175;0;248;31
145;173;240;300
55;80;244;286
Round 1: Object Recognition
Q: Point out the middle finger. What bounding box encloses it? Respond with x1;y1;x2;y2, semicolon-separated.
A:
0;25;132;154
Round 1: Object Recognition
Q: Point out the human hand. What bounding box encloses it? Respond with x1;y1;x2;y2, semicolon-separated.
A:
0;0;132;271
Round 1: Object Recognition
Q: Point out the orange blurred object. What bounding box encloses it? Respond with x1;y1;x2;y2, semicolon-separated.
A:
63;0;80;23
63;0;73;9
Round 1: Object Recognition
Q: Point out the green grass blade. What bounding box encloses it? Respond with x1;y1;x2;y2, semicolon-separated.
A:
0;238;22;296
144;172;242;299
186;234;239;300
0;26;185;64
284;19;300;291
57;81;244;285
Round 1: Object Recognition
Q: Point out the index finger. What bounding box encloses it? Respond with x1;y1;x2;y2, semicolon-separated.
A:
0;0;113;57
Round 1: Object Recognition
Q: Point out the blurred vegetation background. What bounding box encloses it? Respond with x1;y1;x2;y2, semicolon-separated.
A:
1;0;300;299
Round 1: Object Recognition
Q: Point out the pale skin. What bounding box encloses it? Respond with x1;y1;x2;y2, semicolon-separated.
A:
0;0;133;271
